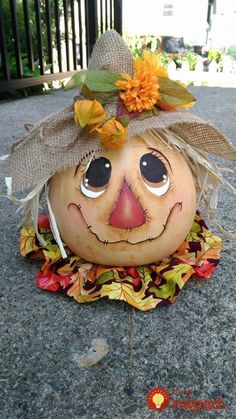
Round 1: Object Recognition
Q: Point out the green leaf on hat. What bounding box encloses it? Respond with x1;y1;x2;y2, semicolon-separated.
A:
137;106;160;120
158;76;196;106
65;70;123;92
81;85;118;105
116;115;130;127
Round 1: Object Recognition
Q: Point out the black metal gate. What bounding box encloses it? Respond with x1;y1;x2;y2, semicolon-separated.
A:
0;0;122;92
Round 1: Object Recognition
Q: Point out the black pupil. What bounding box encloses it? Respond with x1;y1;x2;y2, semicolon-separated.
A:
85;157;111;188
140;153;167;183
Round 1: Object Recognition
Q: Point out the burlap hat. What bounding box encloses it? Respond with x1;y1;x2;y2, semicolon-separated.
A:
3;30;236;192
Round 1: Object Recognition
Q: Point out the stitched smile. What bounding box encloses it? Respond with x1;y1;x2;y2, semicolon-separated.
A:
68;202;183;245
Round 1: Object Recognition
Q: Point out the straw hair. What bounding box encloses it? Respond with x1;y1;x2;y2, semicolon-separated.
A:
8;127;234;264
2;30;236;192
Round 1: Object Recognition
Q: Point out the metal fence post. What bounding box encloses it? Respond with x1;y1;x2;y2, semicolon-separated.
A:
9;0;23;78
85;0;98;63
0;0;124;92
0;3;10;80
114;0;122;35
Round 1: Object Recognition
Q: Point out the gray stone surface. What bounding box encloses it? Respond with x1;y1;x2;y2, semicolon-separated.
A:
0;87;235;419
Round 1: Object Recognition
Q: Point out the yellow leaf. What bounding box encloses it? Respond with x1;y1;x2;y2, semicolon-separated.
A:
150;264;193;299
163;264;193;289
202;228;222;248
42;244;62;264
20;226;39;256
100;281;160;311
67;266;101;303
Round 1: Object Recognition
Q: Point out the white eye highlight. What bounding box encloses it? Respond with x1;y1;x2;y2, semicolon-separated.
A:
140;152;171;197
79;157;112;199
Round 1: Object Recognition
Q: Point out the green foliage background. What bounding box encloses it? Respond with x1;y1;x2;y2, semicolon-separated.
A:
0;0;64;97
227;45;236;60
1;0;63;57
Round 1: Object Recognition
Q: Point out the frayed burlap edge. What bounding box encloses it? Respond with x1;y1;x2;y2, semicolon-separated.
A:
2;29;236;191
2;103;236;192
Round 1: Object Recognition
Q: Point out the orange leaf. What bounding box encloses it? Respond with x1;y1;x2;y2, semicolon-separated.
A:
97;117;127;149
74;99;106;128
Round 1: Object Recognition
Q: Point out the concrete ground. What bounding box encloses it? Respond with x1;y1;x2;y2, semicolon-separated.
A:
0;87;235;419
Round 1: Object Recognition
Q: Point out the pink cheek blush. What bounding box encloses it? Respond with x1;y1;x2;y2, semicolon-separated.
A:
169;188;196;218
67;201;98;228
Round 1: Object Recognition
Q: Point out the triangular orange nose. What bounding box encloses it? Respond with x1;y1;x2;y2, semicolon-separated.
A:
109;182;146;229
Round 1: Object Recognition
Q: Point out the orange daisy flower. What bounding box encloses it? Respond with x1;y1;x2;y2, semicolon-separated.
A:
116;72;160;113
115;50;164;113
134;50;168;78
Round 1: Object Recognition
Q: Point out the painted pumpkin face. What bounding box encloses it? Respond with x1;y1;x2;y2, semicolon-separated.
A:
49;134;196;265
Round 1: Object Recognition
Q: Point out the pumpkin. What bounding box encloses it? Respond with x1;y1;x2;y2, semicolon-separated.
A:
49;133;196;266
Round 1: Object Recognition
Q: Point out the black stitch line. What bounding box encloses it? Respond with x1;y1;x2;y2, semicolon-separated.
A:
68;202;183;245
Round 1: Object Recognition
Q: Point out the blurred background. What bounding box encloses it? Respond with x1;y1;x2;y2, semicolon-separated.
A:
0;0;236;99
123;0;236;85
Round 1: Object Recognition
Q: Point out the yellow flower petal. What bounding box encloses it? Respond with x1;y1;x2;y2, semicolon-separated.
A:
134;50;168;78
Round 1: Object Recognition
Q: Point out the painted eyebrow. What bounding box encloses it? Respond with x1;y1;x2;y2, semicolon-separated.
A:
74;157;92;178
74;163;81;178
74;161;88;177
147;147;173;172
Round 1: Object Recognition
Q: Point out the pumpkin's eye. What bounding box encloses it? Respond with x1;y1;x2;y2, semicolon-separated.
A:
80;157;112;198
140;153;170;196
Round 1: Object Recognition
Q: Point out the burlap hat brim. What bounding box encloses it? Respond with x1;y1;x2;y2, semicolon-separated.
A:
3;104;235;192
3;30;236;191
